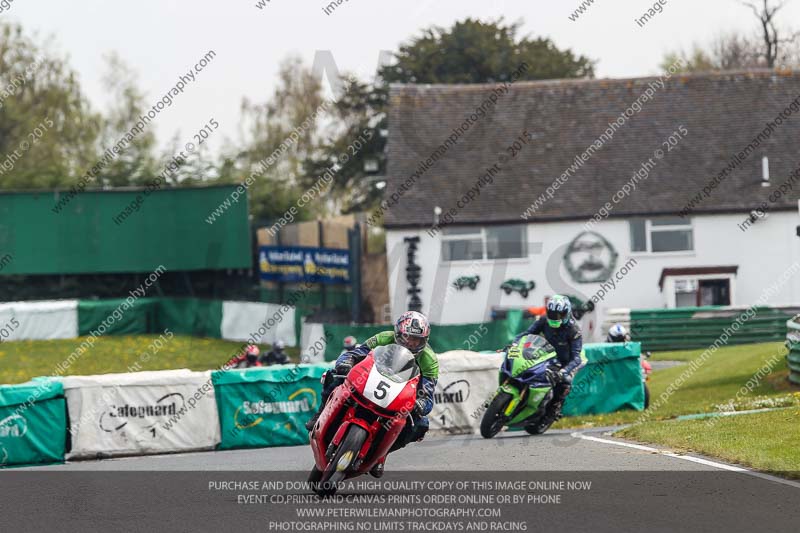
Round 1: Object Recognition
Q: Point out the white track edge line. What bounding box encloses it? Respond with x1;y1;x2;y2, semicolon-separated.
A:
571;432;800;489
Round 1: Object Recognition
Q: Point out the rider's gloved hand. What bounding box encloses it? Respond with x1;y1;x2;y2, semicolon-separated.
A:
411;398;427;418
334;361;353;376
545;366;561;386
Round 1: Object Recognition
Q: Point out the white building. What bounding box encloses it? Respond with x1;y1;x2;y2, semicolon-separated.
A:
380;71;800;339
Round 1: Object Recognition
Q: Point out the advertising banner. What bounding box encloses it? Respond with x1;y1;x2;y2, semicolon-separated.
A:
258;246;350;284
213;365;327;450
59;370;220;459
0;380;67;467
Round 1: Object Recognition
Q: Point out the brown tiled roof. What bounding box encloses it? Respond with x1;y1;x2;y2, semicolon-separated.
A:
383;70;800;228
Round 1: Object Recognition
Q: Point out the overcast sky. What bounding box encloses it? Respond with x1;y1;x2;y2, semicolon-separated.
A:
6;0;800;155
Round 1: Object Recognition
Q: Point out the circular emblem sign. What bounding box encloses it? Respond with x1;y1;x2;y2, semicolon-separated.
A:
564;232;618;284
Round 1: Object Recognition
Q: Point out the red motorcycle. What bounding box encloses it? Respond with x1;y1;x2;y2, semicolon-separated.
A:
308;344;420;496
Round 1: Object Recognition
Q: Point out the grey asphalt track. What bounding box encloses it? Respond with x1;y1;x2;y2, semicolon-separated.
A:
5;428;800;532
20;427;727;472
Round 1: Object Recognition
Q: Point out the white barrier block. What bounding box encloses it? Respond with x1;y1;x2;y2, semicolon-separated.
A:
221;301;297;347
62;369;220;459
0;300;79;341
428;351;504;435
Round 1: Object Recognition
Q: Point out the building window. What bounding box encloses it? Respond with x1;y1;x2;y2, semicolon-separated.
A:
441;225;527;261
630;218;694;253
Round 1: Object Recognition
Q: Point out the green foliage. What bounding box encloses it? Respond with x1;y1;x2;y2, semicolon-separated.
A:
303;77;388;214
97;52;160;187
222;56;327;223
380;18;595;84
0;22;101;189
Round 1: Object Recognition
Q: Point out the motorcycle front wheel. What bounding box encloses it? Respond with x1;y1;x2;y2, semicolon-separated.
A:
313;425;368;497
480;391;512;439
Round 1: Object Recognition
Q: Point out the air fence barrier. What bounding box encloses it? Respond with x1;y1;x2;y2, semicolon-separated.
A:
0;344;641;466
625;306;799;352
0;298;298;345
0;379;67;467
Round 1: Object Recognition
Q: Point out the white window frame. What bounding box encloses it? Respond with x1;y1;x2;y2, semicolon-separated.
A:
632;218;695;255
440;225;528;263
662;273;736;308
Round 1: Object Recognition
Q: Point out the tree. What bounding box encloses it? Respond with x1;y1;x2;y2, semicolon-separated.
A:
308;18;594;214
303;77;388;214
219;56;328;223
662;1;800;73
97;52;159;187
661;33;762;73
0;23;101;189
380;18;594;84
739;0;798;68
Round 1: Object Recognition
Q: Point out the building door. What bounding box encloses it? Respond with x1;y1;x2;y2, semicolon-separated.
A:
698;279;730;306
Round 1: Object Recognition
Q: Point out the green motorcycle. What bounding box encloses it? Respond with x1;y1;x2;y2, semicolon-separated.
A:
480;335;584;438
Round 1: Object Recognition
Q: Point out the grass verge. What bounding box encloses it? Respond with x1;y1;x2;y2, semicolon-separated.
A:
0;335;299;385
617;408;800;478
556;341;795;429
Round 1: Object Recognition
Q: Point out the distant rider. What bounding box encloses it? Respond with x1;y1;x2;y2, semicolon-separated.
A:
606;324;630;343
261;339;290;366
511;295;584;426
235;345;262;369
341;336;358;356
306;311;438;478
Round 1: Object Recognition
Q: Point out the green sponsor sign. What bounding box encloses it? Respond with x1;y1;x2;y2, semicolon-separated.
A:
213;365;328;450
0;380;67;467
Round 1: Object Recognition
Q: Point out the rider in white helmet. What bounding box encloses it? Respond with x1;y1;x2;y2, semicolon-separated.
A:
606;324;629;343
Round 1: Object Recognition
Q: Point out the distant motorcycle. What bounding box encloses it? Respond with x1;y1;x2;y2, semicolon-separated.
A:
481;335;575;438
308;344;420;496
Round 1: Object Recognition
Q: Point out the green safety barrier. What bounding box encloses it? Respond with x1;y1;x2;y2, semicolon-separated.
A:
156;298;223;338
77;297;223;338
630;307;792;351
78;298;160;336
322;310;526;361
563;342;644;415
0;380;67;467
213;364;328;450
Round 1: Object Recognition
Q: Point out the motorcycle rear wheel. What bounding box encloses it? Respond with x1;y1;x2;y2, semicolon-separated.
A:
524;416;554;435
480;391;512;439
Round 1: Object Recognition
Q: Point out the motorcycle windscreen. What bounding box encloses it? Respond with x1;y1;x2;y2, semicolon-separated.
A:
517;334;555;363
372;344;420;383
